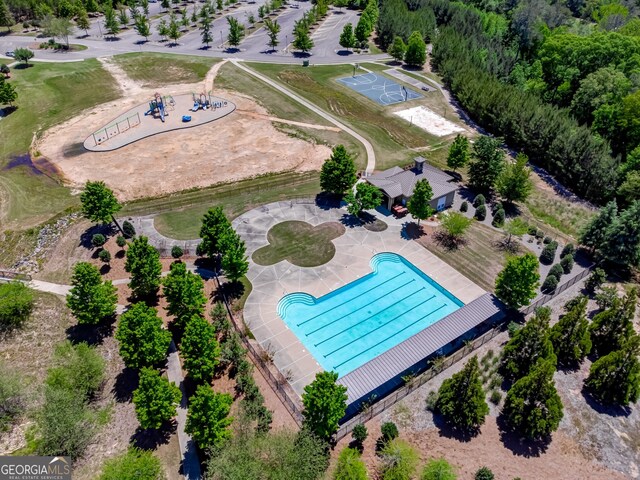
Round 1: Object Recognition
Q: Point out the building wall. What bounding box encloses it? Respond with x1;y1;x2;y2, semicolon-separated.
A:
429;191;456;211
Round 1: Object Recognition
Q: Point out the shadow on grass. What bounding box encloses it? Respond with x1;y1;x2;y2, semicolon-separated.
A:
496;415;550;457
79;224;115;250
113;367;140;403
130;420;176;450
66;316;116;346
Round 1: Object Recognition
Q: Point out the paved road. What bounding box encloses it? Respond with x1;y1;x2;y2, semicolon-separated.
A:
231;59;376;173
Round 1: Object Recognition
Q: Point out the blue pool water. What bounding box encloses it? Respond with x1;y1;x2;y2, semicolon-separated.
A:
277;252;463;377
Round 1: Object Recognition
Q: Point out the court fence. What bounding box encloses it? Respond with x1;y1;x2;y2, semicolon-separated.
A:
91;112;141;146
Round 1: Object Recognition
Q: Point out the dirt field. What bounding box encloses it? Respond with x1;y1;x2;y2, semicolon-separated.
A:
35;63;331;202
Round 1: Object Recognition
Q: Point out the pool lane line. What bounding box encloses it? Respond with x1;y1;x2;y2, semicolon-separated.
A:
296;271;407;327
304;278;417;336
317;288;431;351
331;302;449;370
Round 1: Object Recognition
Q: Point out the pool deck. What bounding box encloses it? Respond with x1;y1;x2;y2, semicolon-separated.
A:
235;200;486;397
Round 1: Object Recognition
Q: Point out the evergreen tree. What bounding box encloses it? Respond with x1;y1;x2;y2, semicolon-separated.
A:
302;371;348;440
80;180;121;227
0;0;13;31
494;253;540;310
185;385;233;450
496;153;533;204
162;261;206;328
447;134;469;172
133;368;181;430
502;358;563;440
404;31;426;67
339;23;356;50
125;236;162;299
579;200;617;252
319;145;357;196
181;315;220;383
590;287;637;356
500;307;556;380
66;262;117;324
388;36;406;62
406;179;434;225
345;182;382;217
549;296;591;367
115;303;171;369
601;200;640;267
586;335;640;406
161;0;170;10
199;206;233;258
436;356;489;431
227;16;244;46
468;136;505;192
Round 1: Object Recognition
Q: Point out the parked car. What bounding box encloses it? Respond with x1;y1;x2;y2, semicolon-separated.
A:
421;86;429;91
4;51;15;58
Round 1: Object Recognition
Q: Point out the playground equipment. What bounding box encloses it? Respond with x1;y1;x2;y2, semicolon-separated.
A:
182;115;192;122
145;93;175;122
191;92;213;111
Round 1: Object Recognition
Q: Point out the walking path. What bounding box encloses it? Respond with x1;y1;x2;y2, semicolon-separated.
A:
230;60;377;174
0;274;201;479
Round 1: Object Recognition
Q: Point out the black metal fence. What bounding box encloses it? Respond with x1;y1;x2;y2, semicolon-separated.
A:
0;270;32;281
521;265;594;316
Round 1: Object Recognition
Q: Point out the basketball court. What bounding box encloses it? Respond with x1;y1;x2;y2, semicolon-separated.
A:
337;71;423;106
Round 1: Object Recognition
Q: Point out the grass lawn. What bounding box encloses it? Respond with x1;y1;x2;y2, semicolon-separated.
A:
143;172;321;240
0;59;120;229
248;62;459;169
215;62;367;167
418;222;508;292
112;52;219;88
252;220;345;267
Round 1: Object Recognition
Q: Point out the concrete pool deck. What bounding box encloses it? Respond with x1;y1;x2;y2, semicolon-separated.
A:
235;200;486;397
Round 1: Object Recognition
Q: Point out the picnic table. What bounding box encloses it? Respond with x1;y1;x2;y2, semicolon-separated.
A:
392;205;408;217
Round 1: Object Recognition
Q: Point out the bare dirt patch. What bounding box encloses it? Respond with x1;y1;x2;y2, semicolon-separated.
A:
36;81;331;202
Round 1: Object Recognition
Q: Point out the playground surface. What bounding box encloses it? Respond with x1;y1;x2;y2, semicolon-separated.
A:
83;93;236;152
337;72;423;106
37;87;331;201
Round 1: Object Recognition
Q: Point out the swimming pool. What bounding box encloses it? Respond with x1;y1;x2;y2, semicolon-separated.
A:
277;252;463;377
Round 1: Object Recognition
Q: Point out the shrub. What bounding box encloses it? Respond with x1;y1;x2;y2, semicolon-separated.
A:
585;268;606;293
98;447;164;480
421;458;457;480
527;225;537;235
489;390;502;405
507;321;522;338
539;241;558;265
541;275;558;293
425;390;438;411
122;220;136;238
490;202;503;215
352;423;368;445
534;229;544;240
460;201;468;212
171;245;184;259
379;439;418;480
0;363;24;432
560;254;574;274
334;447;368;480
474;204;487;221
381;421;399;443
548;263;564;280
92;233;107;248
489;374;502;390
561;243;575;258
0;282;35;331
116;235;127;248
543;236;552;244
475;467;495;480
98;249;111;263
491;208;505;227
473;194;486;207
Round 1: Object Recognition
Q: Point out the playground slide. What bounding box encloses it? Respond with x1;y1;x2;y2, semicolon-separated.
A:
192;102;199;112
159;103;165;122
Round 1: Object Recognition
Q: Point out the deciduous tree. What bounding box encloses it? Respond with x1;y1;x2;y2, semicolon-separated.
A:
227;16;244;47
494;252;540;310
388;36;406;62
13;47;33;65
406;179;434;225
115;303;171;369
319;145;357;196
264;17;280;50
185;385;233;450
80;180;121;228
181;315;220;383
162;261;206;328
404;31;426;67
302;371;347;440
125;236;162;299
345;182;382;218
496;153;533;204
339;23;356;50
133;368;181;430
0;281;34;331
66;262;117;324
447;134;469;172
468;136;505;192
199;206;233;258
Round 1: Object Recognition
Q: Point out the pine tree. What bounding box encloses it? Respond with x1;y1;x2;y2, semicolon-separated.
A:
406;179;434;225
586;335;640;406
66;262;117;324
302;371;347;440
0;0;14;31
579;200;617;252
549;296;591;367
436;356;489;431
494;253;540;310
447;134;469;172
319;145;357;196
502;358;563;440
601;200;640;267
181;315;220;383
133;368;181;430
404;31;426;67
162;261;206;328
590;287;637;357
496;153;533;204
468;136;505;192
125;236;162;299
115;303;171;369
185;385;233;450
501;307;556;380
